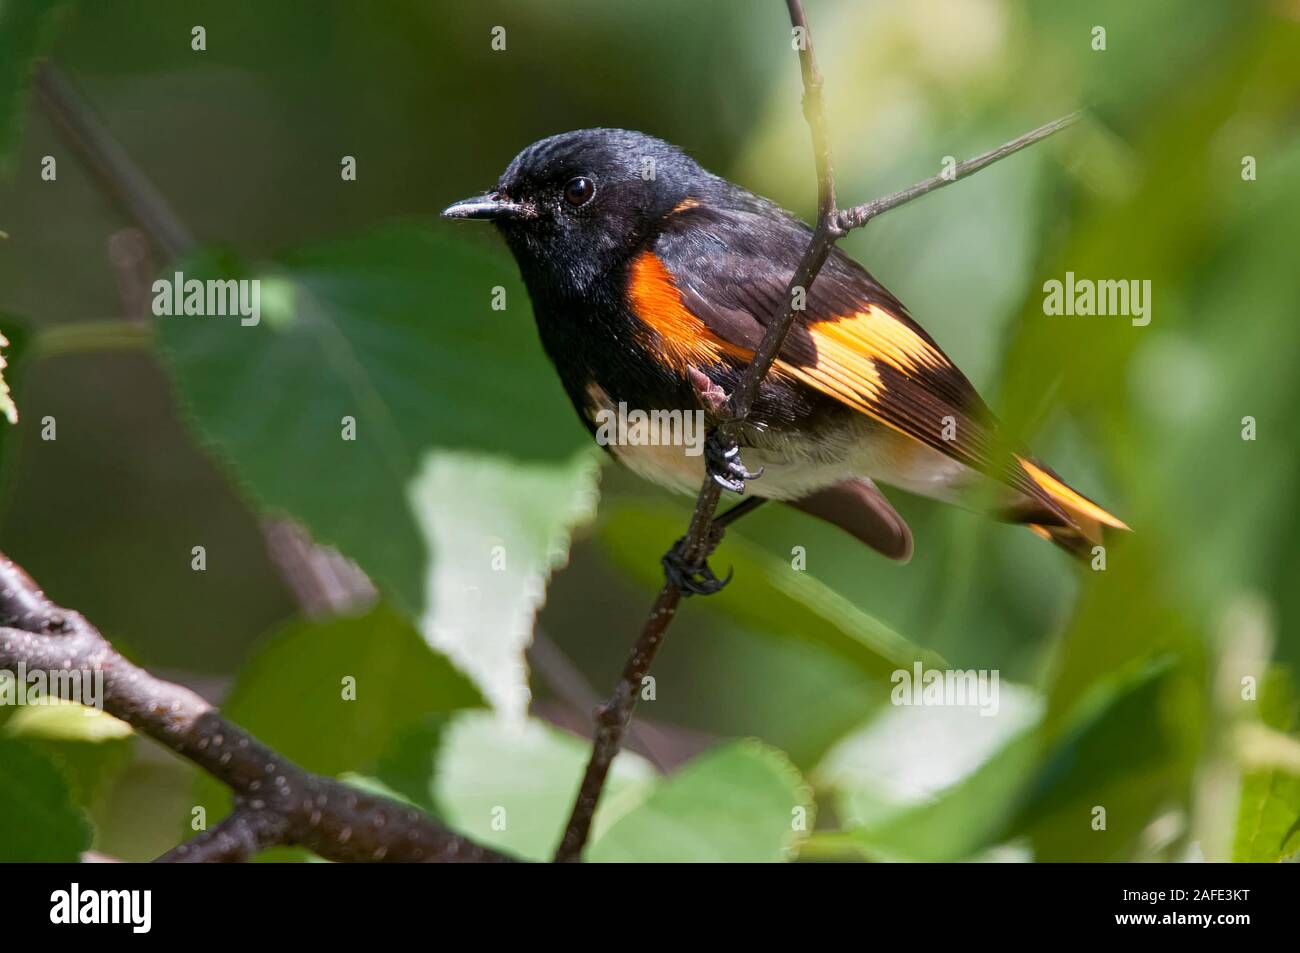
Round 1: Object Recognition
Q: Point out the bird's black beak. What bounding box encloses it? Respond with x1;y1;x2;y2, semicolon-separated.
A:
441;192;536;222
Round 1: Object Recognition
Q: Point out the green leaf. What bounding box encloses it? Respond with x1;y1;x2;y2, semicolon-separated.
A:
1001;537;1204;861
1011;656;1187;861
1235;755;1300;863
406;450;599;715
815;684;1043;861
1234;668;1300;862
156;227;599;714
373;716;456;817
416;710;654;862
219;602;481;775
601;502;944;681
0;736;92;861
589;740;814;862
819;661;1192;861
385;711;814;862
4;703;133;807
194;602;484;824
0;0;74;170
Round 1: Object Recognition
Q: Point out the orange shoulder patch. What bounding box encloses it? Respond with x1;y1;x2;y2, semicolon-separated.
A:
627;250;747;371
626;250;887;410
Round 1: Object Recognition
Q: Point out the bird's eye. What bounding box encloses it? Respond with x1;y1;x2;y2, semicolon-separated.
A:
563;176;595;207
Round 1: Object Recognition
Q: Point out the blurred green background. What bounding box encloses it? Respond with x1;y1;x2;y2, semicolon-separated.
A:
1;0;1298;862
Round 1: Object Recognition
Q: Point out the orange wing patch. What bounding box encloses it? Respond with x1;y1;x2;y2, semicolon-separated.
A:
778;333;883;410
779;309;962;424
776;308;952;418
808;307;947;375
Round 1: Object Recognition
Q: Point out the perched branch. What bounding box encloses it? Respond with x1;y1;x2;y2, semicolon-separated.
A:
0;552;513;863
553;0;1080;863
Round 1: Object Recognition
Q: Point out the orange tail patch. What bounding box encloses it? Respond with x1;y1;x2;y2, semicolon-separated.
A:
1015;456;1129;553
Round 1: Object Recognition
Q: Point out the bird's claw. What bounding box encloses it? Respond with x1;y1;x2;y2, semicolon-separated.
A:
705;430;763;494
661;534;733;597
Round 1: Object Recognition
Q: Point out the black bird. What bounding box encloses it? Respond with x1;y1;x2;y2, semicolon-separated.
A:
444;129;1126;590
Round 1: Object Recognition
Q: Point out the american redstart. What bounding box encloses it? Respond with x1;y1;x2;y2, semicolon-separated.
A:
444;129;1127;589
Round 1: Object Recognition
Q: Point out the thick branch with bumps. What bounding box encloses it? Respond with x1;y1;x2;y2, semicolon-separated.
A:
552;0;1080;862
0;553;513;863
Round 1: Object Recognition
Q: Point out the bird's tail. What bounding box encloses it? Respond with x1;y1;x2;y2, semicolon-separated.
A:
1009;456;1129;558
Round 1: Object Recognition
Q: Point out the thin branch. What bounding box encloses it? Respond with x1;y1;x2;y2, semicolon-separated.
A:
786;0;836;221
32;66;195;258
551;582;679;862
33;63;378;624
0;552;514;863
262;518;378;620
156;808;289;863
553;0;1080;862
528;630;670;770
834;110;1082;233
106;227;157;322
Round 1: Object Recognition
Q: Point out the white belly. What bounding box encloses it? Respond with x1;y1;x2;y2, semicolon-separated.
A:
582;380;995;507
609;439;860;501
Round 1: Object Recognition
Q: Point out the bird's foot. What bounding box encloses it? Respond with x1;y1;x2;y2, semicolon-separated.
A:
705;428;763;494
661;524;732;597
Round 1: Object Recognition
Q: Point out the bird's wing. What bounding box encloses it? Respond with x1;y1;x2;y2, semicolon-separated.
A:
637;202;1041;500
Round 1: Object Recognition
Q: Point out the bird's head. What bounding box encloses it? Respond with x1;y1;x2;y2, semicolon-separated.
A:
443;128;706;299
